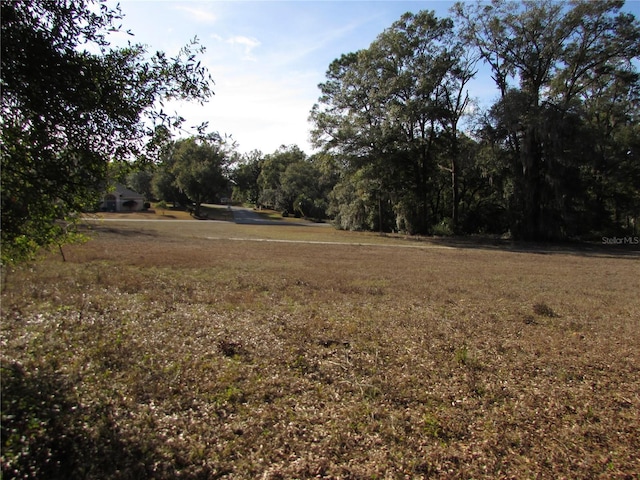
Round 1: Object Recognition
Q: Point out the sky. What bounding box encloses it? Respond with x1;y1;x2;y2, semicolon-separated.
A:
107;0;640;156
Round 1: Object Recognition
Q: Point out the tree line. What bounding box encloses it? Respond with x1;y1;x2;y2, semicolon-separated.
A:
2;0;639;263
123;142;336;221
310;0;640;240
138;0;640;241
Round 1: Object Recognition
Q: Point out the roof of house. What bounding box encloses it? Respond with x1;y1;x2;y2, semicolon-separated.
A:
111;183;144;198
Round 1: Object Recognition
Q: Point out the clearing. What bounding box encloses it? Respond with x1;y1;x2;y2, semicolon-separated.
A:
1;219;639;479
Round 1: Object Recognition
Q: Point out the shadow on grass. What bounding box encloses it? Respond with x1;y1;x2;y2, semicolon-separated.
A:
231;207;325;226
1;362;152;479
78;223;160;238
421;235;640;258
198;205;234;222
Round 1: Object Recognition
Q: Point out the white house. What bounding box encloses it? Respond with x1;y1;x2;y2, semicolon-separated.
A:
100;183;145;212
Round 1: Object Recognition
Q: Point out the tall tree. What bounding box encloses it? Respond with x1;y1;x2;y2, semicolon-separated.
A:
371;11;456;233
455;0;640;240
1;0;213;262
311;10;473;234
440;48;477;232
310;50;390;230
575;47;640;234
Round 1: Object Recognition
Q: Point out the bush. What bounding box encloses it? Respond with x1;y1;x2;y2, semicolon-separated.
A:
432;218;454;236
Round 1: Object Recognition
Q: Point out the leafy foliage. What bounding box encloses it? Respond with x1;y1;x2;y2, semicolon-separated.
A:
1;0;213;263
231;150;264;205
171;135;231;217
252;145;334;219
311;2;640;240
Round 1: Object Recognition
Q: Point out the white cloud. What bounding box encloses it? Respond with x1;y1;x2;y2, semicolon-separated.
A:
173;5;217;23
227;36;260;51
226;36;261;60
207;34;261;61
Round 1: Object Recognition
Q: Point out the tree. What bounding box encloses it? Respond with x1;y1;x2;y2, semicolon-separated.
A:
231;150;264;205
279;161;324;218
171;135;231;217
257;145;307;211
575;51;640;234
311;10;472;234
1;0;213;262
152;163;188;208
248;145;332;219
126;170;154;201
440;49;477;232
454;0;640;239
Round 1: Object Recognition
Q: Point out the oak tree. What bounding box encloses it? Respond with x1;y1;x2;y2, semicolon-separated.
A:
171;135;231;218
1;0;213;262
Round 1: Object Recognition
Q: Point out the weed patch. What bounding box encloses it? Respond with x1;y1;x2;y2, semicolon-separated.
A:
533;301;557;317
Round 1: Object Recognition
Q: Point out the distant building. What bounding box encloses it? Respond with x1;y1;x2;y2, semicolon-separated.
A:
99;183;145;212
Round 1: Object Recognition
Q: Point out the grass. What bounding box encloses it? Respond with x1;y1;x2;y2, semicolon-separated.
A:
2;220;639;479
93;204;320;224
95;203;235;222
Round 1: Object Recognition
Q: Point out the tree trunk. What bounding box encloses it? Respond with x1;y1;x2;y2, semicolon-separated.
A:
519;126;543;240
451;161;459;232
450;125;460;233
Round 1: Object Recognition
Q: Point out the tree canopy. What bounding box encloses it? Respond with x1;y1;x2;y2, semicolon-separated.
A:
1;0;213;262
455;0;640;239
171;135;231;217
310;0;640;240
310;10;479;234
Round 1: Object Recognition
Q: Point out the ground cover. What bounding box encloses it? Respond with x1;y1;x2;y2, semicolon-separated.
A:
1;220;639;479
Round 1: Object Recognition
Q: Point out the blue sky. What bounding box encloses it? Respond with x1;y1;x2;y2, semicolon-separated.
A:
108;0;640;155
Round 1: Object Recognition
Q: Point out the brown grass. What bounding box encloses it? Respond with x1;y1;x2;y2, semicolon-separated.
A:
2;220;639;479
93;203;234;221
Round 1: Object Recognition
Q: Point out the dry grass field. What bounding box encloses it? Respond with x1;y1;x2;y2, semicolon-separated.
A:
2;218;639;479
